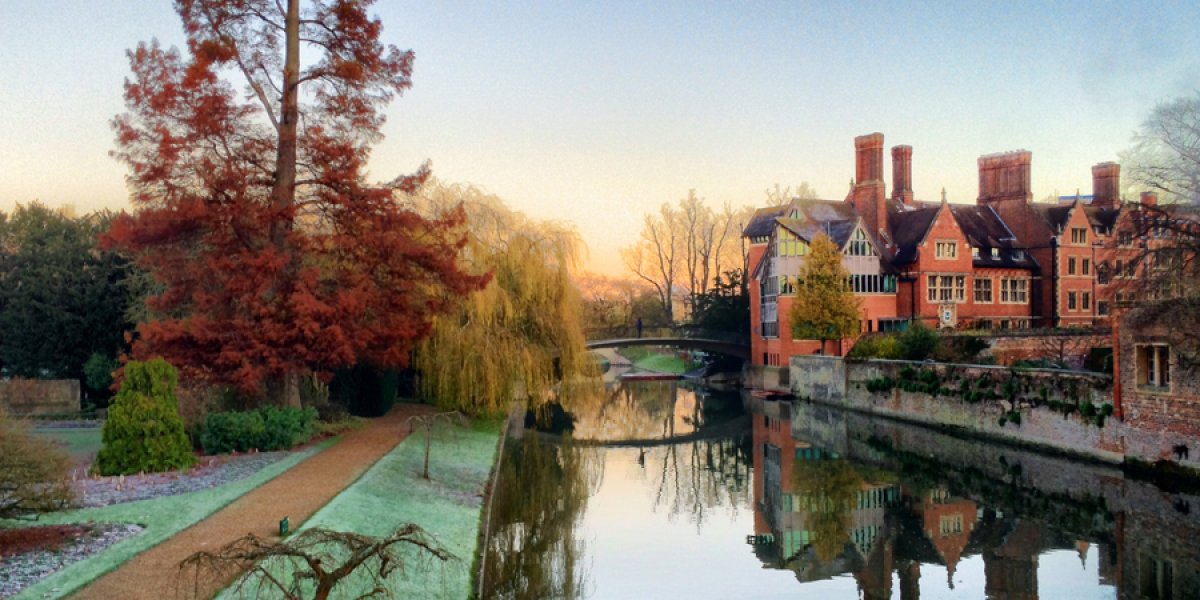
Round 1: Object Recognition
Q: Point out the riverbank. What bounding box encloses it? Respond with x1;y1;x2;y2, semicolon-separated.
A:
787;355;1200;479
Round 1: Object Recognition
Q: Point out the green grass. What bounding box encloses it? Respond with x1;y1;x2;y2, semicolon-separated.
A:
6;441;331;600
617;346;701;374
31;427;103;459
221;421;501;599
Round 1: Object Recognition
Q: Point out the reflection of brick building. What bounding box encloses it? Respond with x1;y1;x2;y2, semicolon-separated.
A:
910;488;976;585
744;132;1174;367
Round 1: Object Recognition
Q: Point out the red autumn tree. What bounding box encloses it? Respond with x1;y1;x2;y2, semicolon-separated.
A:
106;0;488;403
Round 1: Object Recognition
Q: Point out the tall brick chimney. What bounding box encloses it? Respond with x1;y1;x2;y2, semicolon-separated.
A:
852;133;887;235
1092;162;1120;208
892;145;913;206
977;150;1032;205
1140;191;1158;207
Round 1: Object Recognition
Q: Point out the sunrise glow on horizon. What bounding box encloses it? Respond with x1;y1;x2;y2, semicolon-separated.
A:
2;1;1197;275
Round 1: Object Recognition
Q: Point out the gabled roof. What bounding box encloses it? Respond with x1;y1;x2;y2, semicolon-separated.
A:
777;217;858;248
888;206;940;265
948;204;1019;248
1083;205;1120;231
1031;203;1073;231
786;197;860;224
742;205;788;238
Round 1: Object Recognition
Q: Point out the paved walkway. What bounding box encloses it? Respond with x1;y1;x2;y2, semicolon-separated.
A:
74;404;435;600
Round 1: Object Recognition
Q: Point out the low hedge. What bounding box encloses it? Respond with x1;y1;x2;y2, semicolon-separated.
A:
200;406;317;455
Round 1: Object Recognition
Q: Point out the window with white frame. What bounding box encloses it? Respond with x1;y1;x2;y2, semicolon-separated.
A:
1082;292;1091;311
1082;258;1091;276
844;229;876;257
935;241;957;259
1071;227;1087;244
974;278;993;303
1000;277;1028;303
927;275;965;303
776;228;809;257
1136;344;1171;390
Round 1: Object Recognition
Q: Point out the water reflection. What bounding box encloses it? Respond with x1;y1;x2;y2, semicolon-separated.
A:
480;435;599;600
482;382;1200;599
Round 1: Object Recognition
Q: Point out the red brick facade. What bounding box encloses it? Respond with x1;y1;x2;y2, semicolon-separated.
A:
744;132;1172;367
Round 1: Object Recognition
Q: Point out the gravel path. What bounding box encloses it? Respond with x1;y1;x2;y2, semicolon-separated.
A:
0;524;143;599
77;452;289;508
73;404;434;600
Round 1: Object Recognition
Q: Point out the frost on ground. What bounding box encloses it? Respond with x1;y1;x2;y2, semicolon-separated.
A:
77;451;288;507
0;450;291;598
0;523;143;598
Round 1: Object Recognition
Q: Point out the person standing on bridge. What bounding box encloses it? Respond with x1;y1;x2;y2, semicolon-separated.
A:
636;317;643;339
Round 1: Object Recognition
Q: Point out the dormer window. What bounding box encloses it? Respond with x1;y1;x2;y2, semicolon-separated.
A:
990;248;999;258
1011;249;1025;260
972;247;980;259
844;229;876;257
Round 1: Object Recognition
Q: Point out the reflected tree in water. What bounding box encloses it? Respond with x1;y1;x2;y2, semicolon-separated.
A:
646;438;752;529
790;457;867;562
482;435;599;599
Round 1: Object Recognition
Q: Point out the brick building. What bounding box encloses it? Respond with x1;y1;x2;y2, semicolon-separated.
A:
745;132;1175;367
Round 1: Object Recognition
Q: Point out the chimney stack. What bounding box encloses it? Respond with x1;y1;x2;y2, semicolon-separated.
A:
977;150;1032;205
1092;162;1120;208
852;133;887;236
1140;191;1158;207
892;145;913;206
855;133;885;185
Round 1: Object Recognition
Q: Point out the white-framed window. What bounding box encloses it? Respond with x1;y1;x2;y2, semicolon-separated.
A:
1082;292;1091;311
972;247;980;259
1136;344;1171;390
776;228;809;257
1082;258;1091;276
927;274;965;303
935;241;957;259
1068;257;1077;275
1071;227;1087;244
974;278;993;303
844;229;876;257
1118;230;1133;246
1068;291;1077;311
1000;278;1029;304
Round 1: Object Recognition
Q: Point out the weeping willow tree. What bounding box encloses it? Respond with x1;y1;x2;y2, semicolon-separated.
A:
408;182;594;417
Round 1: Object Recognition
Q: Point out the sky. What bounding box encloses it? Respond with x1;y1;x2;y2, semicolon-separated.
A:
2;1;1198;275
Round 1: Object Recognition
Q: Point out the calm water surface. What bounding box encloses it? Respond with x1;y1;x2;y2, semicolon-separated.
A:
481;380;1199;599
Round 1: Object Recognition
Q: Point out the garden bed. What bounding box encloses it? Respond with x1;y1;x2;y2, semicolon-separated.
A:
0;523;143;598
78;450;290;507
4;442;327;600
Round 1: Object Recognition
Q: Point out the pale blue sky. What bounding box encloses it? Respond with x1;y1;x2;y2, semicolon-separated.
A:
1;1;1196;274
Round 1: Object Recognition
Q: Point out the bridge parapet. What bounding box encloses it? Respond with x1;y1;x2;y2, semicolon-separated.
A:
585;326;749;347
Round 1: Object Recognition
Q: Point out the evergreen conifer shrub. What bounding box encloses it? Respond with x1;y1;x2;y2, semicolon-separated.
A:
95;358;195;475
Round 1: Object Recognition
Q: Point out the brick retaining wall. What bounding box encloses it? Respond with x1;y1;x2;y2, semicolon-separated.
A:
0;378;79;416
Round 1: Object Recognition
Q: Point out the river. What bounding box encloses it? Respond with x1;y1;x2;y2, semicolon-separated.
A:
480;379;1200;599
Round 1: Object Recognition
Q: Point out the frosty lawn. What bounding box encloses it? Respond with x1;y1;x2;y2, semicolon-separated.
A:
222;420;501;599
6;441;328;600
